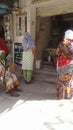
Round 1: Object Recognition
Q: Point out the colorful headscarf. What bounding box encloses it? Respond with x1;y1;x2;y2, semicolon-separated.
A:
22;32;35;51
58;29;73;61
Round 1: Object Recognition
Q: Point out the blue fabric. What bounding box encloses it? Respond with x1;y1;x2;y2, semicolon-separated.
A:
0;4;9;15
22;32;35;51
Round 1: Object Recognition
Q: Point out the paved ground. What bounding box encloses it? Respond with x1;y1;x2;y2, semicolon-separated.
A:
0;76;73;130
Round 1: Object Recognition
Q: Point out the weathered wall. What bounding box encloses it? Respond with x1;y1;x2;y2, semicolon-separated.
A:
36;17;51;59
12;0;36;42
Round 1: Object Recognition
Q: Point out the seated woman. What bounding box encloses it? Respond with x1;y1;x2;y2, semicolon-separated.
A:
0;50;22;97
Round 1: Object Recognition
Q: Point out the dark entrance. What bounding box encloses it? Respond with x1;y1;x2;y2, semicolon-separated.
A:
50;13;73;48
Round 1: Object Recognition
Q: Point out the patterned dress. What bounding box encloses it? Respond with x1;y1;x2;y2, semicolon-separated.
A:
0;60;19;91
56;40;73;99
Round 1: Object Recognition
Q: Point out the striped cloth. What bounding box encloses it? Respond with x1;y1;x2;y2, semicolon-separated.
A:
22;49;34;70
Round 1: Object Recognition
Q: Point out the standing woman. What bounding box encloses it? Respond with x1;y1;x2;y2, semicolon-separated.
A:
22;32;37;84
56;29;73;99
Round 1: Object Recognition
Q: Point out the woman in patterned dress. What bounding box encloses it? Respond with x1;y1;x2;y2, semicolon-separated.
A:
0;50;22;97
56;30;73;99
22;32;37;84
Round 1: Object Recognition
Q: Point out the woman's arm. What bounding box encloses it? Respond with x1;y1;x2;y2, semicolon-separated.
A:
32;47;37;60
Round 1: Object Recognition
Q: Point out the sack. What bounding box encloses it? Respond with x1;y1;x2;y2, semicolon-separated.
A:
59;42;73;60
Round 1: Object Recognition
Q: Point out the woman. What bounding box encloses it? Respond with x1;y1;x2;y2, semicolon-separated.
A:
22;32;37;84
0;50;22;97
56;29;73;99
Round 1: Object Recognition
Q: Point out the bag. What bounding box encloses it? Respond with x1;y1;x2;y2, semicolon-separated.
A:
35;59;41;69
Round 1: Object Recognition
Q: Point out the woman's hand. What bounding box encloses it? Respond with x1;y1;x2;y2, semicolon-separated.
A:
5;64;9;70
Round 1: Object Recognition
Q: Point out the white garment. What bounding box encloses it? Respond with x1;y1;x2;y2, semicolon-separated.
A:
64;30;73;40
22;49;34;70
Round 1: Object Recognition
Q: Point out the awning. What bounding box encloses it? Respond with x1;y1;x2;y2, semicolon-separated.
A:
0;0;19;15
0;4;11;15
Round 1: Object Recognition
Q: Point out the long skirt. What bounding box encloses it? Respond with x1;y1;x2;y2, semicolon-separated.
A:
56;75;73;99
56;56;73;99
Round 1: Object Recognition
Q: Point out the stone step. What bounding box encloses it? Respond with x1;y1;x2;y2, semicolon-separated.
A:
34;66;57;77
34;78;57;85
34;65;57;84
34;75;57;85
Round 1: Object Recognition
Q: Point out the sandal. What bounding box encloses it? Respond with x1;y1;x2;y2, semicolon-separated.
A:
10;93;20;97
14;87;23;92
9;89;20;97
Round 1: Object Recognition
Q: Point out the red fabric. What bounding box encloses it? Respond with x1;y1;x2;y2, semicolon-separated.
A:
53;57;57;64
58;55;71;68
68;39;73;42
0;38;9;55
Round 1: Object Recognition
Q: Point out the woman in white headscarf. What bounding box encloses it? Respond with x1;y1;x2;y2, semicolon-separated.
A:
56;30;73;99
22;32;37;84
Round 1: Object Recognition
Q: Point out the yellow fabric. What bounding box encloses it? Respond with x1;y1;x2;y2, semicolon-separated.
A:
59;74;71;81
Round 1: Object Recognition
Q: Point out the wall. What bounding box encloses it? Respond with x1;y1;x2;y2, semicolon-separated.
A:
11;0;73;64
12;0;63;60
36;16;51;59
12;0;37;42
12;0;25;43
10;0;38;62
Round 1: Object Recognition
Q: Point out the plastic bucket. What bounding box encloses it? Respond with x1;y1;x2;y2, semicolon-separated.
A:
35;59;41;69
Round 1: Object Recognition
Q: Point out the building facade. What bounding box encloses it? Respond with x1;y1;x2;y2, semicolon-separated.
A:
1;0;73;63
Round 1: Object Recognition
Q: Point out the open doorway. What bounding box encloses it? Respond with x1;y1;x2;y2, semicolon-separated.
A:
50;13;73;48
36;13;73;65
0;16;4;38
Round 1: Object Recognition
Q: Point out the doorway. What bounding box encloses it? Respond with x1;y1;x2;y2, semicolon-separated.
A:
36;13;73;65
50;13;73;48
0;16;4;38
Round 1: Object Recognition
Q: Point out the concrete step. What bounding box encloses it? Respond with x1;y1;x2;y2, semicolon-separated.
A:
34;69;57;77
34;65;57;84
34;74;57;85
34;65;57;76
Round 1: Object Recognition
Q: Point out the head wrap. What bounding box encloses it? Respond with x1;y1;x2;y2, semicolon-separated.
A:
58;29;73;60
22;32;35;51
64;30;73;41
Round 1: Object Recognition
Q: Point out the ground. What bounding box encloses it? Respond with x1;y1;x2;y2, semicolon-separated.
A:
0;78;73;130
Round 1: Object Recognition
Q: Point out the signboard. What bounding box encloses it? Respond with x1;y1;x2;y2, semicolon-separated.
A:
16;13;25;36
14;42;23;65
